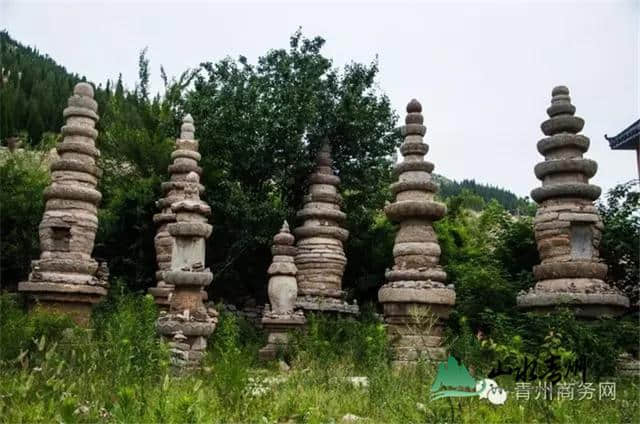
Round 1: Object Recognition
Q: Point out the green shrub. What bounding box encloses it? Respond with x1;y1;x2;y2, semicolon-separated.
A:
0;152;49;290
91;284;168;384
0;293;74;363
208;308;253;406
289;306;390;373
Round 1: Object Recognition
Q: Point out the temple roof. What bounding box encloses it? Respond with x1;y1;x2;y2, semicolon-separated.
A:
605;119;640;150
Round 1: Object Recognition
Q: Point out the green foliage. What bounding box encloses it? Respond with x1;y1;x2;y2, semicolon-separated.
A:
598;180;640;304
96;175;161;291
91;283;169;383
289;306;390;373
0;293;74;362
207;308;254;406
0;31;81;144
450;309;640;380
189;30;400;302
437;176;536;215
0;151;50;290
437;196;538;329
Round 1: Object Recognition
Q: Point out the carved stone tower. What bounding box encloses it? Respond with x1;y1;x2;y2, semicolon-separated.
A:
149;114;207;309
293;142;358;314
378;99;455;365
259;221;305;360
517;86;629;317
19;83;108;325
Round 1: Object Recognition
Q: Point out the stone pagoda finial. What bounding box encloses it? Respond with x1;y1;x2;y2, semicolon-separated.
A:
378;98;455;366
156;163;218;369
517;86;629;317
259;220;305;360
149;114;207;309
293;140;358;314
18;82;108;326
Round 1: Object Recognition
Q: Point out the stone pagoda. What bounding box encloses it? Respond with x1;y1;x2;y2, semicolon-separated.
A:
149;114;207;309
156;169;218;369
19;83;109;325
378;99;455;365
517;86;629;318
259;221;306;360
293;142;358;314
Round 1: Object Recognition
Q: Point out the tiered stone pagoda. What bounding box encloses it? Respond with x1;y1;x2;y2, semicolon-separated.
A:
156;167;217;368
18;83;109;325
293;142;358;314
149;114;207;309
259;221;306;360
517;86;629;317
378;99;455;365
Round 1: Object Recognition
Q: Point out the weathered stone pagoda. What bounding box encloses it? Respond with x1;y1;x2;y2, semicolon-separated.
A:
155;169;217;368
18;83;109;325
149;114;207;309
259;221;306;360
378;99;455;365
517;86;629;318
293;142;358;314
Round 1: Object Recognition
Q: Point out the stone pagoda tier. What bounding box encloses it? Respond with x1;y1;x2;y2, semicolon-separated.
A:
293;142;358;314
156;172;218;369
149;114;207;309
19;83;109;326
259;221;306;361
378;99;455;366
517;86;629;318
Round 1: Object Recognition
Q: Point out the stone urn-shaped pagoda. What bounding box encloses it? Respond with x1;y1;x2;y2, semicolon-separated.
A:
517;86;629;318
149;114;207;309
518;86;629;318
378;99;456;366
259;221;306;361
18;83;109;325
156;172;218;369
293;142;358;314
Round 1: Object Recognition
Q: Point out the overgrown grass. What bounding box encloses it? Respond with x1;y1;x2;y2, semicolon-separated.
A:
0;293;638;423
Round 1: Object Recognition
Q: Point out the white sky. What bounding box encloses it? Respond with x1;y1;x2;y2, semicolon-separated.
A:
2;0;638;197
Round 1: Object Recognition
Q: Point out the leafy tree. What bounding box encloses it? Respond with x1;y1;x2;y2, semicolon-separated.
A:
598;180;639;305
0;149;50;289
188;30;400;302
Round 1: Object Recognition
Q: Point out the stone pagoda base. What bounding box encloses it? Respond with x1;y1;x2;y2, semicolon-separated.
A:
157;308;218;369
19;259;109;326
259;308;306;361
517;270;629;319
379;285;455;366
148;283;208;312
295;294;359;315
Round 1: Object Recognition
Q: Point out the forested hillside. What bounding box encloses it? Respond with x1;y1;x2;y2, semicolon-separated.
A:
0;31;82;143
436;176;535;215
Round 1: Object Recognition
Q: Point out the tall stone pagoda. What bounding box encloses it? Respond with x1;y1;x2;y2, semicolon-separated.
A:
517;86;629;317
149;114;207;309
378;99;455;365
293;142;358;314
156;170;218;369
19;83;109;325
259;221;306;360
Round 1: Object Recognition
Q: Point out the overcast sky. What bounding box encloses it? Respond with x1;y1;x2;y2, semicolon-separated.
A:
2;0;638;197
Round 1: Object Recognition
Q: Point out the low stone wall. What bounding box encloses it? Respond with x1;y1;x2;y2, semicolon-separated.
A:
218;302;265;328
